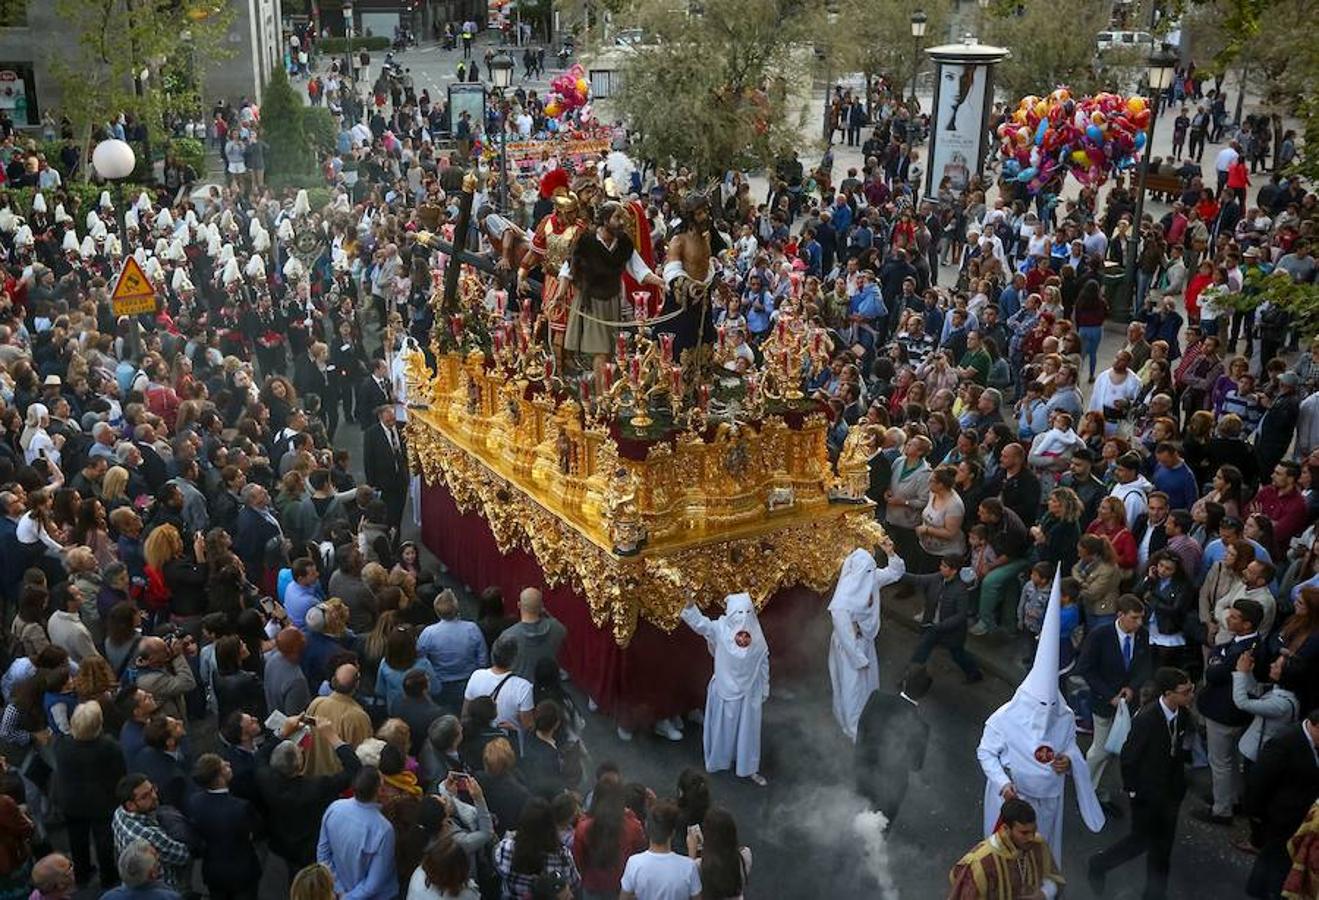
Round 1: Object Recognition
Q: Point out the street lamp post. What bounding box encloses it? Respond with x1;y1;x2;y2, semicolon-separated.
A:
1123;43;1179;319
909;10;928;107
92;138;141;357
488;50;515;213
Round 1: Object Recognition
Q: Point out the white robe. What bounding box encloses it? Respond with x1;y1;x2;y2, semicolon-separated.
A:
976;716;1102;860
681;601;769;778
828;552;906;742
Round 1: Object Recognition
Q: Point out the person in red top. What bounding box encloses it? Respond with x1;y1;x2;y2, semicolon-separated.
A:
1226;156;1251;205
1194;188;1220;228
1248;460;1309;558
1183;260;1214;325
1086;495;1139;572
573;778;647;900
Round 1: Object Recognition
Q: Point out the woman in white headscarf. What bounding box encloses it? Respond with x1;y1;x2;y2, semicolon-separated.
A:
681;593;771;786
828;536;906;742
19;403;60;467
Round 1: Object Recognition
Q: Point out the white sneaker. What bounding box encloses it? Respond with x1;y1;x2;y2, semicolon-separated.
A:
616;726;634;742
747;772;768;787
587;697;599;713
653;720;683;742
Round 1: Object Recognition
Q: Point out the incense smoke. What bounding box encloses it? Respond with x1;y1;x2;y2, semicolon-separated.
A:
853;809;900;900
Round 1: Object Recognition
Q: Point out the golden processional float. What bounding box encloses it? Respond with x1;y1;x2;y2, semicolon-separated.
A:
402;188;884;648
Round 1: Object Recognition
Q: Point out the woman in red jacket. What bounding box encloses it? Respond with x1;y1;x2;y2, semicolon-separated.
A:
1085;495;1139;574
1184;259;1215;325
1227;157;1251;205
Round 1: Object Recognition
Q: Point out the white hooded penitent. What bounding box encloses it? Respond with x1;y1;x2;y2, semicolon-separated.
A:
680;593;770;781
976;568;1104;857
828;545;905;742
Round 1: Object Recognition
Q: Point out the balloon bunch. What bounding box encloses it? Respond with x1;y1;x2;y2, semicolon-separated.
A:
544;63;592;123
997;88;1152;195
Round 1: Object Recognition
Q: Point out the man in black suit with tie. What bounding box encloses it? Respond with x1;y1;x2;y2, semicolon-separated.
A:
185;753;262;900
1244;710;1319;898
1088;666;1195;900
1076;595;1154;813
363;404;409;532
855;665;932;825
356;358;392;428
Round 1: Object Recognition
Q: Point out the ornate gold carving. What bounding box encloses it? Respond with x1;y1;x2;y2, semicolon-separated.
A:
406;353;884;645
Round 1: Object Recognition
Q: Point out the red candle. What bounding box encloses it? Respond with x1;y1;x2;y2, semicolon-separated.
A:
494;290;507;316
717;324;726;349
630;355;641;384
519;328;529;352
616;332;627;361
544;358;554;381
521;302;532;325
603;362;615;389
451;314;464;338
580;379;590;403
699;384;710;409
493;330;504;353
777;318;786;340
660;333;674;363
670;365;682;396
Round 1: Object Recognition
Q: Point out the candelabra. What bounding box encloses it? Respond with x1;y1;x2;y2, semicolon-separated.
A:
755;313;831;403
594;327;686;431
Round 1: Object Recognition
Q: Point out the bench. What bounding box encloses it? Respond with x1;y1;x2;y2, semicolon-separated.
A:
1141;169;1183;197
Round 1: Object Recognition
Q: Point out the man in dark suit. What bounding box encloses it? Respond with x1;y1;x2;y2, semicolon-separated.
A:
0;490;22;606
132;426;168;492
1088;666;1195;899
1196;597;1265;826
255;717;363;873
185;753;262;900
855;665;932;824
363;404;409;532
1076;595;1154;813
356;358;392;428
1131;490;1170;570
130;717;191;810
1244;711;1319;898
234;484;282;587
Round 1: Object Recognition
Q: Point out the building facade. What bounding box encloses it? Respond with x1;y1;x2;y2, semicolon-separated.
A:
0;0;284;130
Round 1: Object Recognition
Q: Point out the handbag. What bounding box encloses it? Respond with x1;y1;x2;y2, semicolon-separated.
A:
1104;699;1132;755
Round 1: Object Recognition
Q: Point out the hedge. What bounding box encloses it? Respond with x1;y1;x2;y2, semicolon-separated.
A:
302;107;338;158
317;36;391;54
168;137;206;176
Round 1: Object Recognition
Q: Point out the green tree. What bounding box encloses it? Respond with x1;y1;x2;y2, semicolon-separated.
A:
51;0;233;182
983;2;1113;100
1180;0;1317;178
261;67;313;178
613;0;820;178
829;0;953;109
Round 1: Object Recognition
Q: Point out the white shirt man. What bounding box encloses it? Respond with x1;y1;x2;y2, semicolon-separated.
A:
463;643;535;746
1215;144;1240;177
